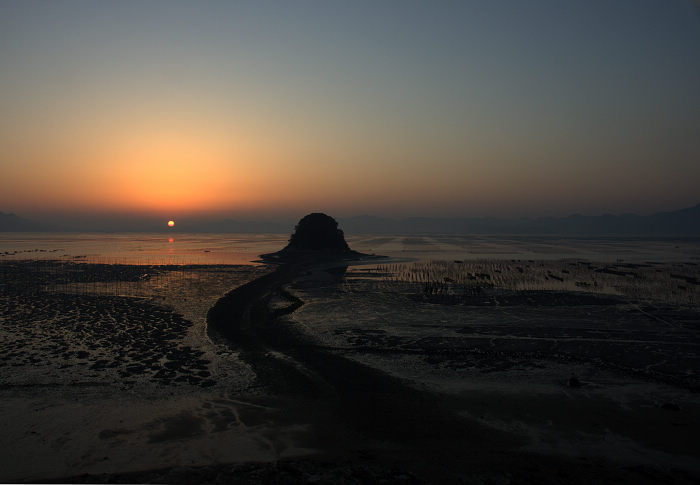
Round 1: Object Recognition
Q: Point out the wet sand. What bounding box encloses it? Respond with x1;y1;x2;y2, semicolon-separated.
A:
203;261;700;483
0;262;294;482
1;260;699;483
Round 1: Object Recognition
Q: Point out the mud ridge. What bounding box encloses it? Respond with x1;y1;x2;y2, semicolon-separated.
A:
209;263;513;442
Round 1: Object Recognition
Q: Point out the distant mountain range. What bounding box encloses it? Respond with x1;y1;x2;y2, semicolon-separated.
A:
0;212;53;231
1;204;699;236
339;203;700;236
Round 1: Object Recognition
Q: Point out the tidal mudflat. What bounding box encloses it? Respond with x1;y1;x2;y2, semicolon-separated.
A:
210;258;699;483
0;261;294;482
1;258;699;483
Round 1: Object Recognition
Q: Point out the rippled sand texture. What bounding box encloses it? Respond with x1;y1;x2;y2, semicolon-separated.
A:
2;259;700;483
274;261;700;481
0;262;320;481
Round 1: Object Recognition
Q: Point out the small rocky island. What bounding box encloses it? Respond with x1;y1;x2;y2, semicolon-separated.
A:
260;212;370;263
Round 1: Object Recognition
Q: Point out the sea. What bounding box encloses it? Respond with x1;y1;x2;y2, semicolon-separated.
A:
1;233;699;265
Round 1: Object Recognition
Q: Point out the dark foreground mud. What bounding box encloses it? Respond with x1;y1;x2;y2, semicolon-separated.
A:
3;259;698;484
202;263;700;484
54;455;699;485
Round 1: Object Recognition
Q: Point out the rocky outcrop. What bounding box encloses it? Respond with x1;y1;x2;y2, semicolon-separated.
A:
261;213;368;263
286;213;350;252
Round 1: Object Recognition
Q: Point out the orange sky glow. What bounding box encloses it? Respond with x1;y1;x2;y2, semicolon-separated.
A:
1;2;699;220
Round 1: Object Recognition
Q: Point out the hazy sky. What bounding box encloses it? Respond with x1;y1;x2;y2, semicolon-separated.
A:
1;0;699;220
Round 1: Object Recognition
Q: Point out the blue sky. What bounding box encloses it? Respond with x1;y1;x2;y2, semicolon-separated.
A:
1;0;699;218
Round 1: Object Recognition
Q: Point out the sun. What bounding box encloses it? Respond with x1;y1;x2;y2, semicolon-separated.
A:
167;220;175;227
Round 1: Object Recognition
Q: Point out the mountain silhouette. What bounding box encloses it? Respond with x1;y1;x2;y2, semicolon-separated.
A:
338;204;700;236
0;212;52;232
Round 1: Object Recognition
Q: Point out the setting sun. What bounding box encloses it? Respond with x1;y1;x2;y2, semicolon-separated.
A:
167;220;175;227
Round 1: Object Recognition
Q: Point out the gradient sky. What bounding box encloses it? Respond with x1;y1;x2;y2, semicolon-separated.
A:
1;0;699;220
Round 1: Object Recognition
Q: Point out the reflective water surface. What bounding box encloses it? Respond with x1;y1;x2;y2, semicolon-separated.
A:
1;232;699;265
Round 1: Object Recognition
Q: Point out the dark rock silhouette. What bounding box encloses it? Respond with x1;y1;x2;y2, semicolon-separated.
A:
260;213;375;263
286;213;350;252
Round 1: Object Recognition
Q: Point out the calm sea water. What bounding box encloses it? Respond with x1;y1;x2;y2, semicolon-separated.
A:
1;233;699;265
